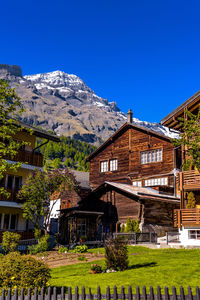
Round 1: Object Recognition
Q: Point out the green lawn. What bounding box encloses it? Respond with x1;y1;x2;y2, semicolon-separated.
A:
50;246;200;293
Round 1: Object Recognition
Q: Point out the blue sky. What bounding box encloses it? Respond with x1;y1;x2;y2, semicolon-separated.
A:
1;0;200;123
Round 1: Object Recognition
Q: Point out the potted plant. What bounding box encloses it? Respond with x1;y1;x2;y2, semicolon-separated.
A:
90;264;102;274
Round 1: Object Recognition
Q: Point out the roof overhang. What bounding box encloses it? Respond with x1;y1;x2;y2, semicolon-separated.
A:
0;201;23;208
82;181;180;205
161;90;200;129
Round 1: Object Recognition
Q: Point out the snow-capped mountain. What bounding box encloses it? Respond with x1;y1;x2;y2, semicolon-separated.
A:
0;65;179;144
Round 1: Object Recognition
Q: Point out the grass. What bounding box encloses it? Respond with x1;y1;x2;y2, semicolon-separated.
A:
50;246;200;293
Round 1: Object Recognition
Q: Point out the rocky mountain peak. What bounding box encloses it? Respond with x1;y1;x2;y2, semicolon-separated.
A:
0;64;179;144
0;64;22;79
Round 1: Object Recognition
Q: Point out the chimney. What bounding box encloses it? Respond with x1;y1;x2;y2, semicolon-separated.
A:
127;109;133;123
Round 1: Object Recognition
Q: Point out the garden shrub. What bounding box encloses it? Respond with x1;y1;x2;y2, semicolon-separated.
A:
0;252;50;291
105;237;128;271
58;246;68;254
73;245;88;253
121;218;140;233
90;264;102;273
28;235;50;254
1;231;21;253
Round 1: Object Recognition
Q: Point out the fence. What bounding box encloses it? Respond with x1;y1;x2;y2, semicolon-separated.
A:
0;286;199;300
166;232;180;245
112;232;157;244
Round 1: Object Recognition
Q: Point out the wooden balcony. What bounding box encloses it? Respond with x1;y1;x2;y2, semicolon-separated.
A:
5;149;43;167
174;208;200;228
179;170;200;191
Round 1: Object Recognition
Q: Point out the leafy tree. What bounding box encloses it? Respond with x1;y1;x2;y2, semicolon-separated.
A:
17;169;78;234
0;80;27;196
172;108;200;171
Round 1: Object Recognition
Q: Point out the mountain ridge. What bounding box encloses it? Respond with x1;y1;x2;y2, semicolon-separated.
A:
0;64;179;145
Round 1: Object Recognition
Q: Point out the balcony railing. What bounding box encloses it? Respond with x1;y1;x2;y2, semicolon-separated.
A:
5;149;43;167
178;170;200;191
174;208;200;228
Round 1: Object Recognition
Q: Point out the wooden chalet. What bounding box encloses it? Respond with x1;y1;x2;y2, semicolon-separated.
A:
59;110;180;243
161;91;200;244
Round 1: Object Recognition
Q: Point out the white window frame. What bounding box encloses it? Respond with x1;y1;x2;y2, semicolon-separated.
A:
144;177;168;187
141;149;162;164
100;161;108;172
0;213;19;230
110;159;118;171
188;230;200;240
132;181;142;187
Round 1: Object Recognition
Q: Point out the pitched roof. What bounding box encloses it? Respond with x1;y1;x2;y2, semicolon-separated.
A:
83;181;180;204
161;90;200;127
17;120;60;142
87;122;179;161
105;182;180;203
71;170;90;189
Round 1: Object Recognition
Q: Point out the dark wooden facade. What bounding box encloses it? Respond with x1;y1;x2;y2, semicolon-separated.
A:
88;123;178;192
58;117;181;243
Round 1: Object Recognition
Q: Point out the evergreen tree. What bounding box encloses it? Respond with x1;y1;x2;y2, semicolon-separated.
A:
172;108;200;171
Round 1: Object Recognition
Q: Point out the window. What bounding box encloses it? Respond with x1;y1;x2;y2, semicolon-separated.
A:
3;214;9;230
77;218;87;237
1;214;18;230
144;177;168;187
141;149;162;164
100;161;108;172
10;214;18;230
5;175;22;192
132;181;142;187
188;230;200;240
110;159;118;171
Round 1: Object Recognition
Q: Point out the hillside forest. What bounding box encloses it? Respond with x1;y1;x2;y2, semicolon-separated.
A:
38;136;96;172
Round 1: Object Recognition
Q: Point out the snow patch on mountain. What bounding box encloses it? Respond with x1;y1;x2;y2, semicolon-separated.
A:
24;70;179;140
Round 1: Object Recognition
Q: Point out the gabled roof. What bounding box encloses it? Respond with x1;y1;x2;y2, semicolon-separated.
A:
87;121;179;161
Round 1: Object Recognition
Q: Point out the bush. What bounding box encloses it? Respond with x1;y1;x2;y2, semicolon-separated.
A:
73;245;88;253
1;231;21;253
0;252;50;291
28;235;49;254
105;237;128;271
90;264;102;273
121;218;140;233
58;246;68;254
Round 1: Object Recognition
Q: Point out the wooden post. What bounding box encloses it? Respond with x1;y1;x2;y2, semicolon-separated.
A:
121;286;125;300
149;286;154;300
172;286;177;300
142;286;147;300
196;287;200;300
68;287;72;300
136;286;140;300
128;286;132;300
180;286;185;300
113;286;118;300
106;287;111;300
157;286;162;300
